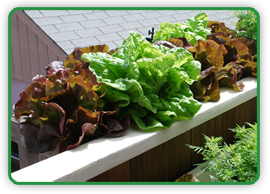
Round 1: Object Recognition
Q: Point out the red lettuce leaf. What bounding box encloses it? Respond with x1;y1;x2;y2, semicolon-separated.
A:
14;81;46;126
190;67;220;102
188;40;228;70
14;58;110;153
20;123;60;154
216;62;244;92
64;44;110;68
99;104;130;136
64;106;100;150
167;37;192;49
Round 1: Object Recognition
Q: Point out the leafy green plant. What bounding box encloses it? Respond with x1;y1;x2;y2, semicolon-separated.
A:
81;32;202;130
153;12;211;46
233;10;258;40
188;123;257;182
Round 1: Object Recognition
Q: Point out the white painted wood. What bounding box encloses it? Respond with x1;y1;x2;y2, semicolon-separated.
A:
11;77;257;182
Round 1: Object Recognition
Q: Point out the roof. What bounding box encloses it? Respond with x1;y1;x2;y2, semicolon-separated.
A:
24;9;239;55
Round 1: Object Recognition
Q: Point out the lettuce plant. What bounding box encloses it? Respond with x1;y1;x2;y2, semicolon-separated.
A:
153;12;211;46
153;14;256;100
82;32;202;130
14;56;129;154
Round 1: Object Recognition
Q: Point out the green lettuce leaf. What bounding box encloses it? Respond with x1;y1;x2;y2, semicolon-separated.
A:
82;32;202;130
153;12;211;46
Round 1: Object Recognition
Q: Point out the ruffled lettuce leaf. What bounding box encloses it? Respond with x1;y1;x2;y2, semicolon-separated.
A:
14;62;116;153
82;32;202;130
153;12;211;46
188;39;228;70
64;44;110;68
190;67;220;102
190;62;245;102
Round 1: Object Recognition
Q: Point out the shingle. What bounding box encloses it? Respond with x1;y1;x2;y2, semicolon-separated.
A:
75;28;104;38
100;41;118;50
60;15;88;23
48;31;79;42
156;15;177;23
33;17;64;26
141;11;162;19
71;37;100;47
24;10;44;18
40;25;59;34
158;10;178;16
120;21;143;30
55;22;84;32
102;16;126;25
80;19;107;28
67;10;94;15
105;10;129;17
139;18;160;27
123;14;145;22
99;24;124;33
173;13;190;21
117;29;141;39
95;33;122;42
56;41;75;50
84;12;109;20
216;12;231;20
40;10;70;17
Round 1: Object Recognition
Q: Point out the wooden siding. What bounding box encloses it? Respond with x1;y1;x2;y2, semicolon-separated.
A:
11;10;67;83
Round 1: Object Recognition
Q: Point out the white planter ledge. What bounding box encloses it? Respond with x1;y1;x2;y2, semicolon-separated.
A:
11;77;257;182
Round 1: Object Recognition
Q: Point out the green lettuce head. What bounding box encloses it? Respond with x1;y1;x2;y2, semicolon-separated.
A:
82;32;202;130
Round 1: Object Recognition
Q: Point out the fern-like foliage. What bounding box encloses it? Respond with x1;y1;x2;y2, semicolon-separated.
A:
187;123;257;182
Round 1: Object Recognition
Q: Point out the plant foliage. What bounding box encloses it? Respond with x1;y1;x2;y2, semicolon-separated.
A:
14;46;130;154
153;12;211;46
82;32;202;130
158;17;257;102
233;10;258;41
188;123;257;182
13;11;258;154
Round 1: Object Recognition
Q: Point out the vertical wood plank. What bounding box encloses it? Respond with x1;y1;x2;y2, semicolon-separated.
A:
163;130;193;181
130;143;165;182
48;48;58;63
89;161;130;182
28;29;40;78
11;12;23;80
38;38;49;76
17;145;39;169
17;16;32;83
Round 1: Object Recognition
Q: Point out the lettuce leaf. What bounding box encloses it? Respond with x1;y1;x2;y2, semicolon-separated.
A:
82;32;202;130
14;61;129;153
153;12;211;46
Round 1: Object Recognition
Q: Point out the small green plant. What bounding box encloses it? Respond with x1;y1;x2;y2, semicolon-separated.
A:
233;10;257;40
188;123;257;182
